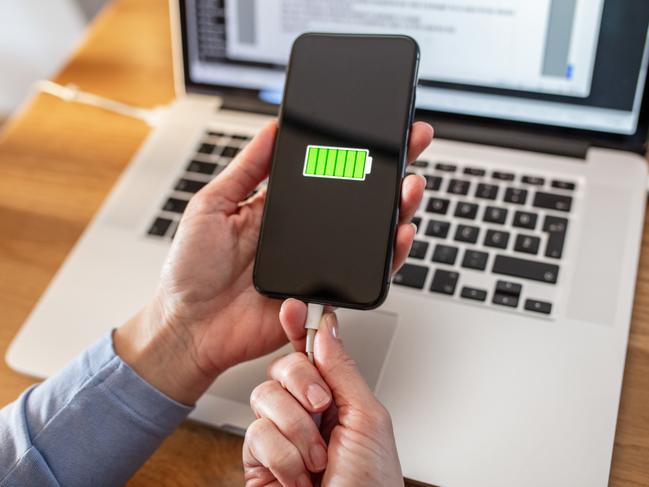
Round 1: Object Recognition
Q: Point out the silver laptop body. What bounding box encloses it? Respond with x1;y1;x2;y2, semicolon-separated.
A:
8;1;649;485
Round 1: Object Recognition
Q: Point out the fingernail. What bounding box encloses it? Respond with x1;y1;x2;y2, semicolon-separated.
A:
306;383;330;409
309;443;328;472
297;472;312;487
410;222;418;233
325;313;339;338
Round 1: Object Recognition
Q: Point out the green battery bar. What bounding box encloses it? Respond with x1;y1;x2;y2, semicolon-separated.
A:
303;145;372;181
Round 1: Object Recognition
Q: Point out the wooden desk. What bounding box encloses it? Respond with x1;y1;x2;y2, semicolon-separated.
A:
0;1;647;485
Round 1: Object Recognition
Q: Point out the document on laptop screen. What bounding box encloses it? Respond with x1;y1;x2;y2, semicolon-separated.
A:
224;0;603;99
183;0;649;136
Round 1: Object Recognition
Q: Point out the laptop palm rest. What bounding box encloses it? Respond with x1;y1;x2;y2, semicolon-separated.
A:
207;309;398;405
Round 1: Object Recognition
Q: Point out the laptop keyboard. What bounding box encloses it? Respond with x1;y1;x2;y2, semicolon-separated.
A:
393;160;578;318
148;130;575;319
146;130;253;239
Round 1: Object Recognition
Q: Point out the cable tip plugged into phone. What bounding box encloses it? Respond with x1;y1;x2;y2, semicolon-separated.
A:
305;303;324;364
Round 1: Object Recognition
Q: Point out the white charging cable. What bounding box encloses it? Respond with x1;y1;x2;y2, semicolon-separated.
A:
304;303;324;364
305;303;325;429
33;80;168;127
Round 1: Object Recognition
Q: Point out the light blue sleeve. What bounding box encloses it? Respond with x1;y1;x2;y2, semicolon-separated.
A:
0;331;193;486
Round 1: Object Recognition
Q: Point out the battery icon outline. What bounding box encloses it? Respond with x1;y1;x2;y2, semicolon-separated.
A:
303;145;373;181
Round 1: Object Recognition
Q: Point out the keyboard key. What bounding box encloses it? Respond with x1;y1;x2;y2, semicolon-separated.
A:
493;293;519;308
514;234;541;254
543;215;569;259
394;264;429;289
484;229;510;249
163;197;189;214
521;175;545;186
435;162;457;172
533;192;572;212
197;143;215;154
430;269;459;295
493;255;559;283
462;250;488;270
464;167;486;176
412;159;429;168
475;183;499;200
426;197;450;214
221;146;240;158
425;175;442;191
543;215;569;233
187;160;218;175
230;134;249;141
432;244;459;265
455;224;480;243
175;178;207;193
409;240;429;259
162;198;189;213
551;180;576;191
461;286;487;301
425;219;450;238
495;280;522;296
525;299;553;314
412;216;422;232
455;202;479;219
513;211;538;230
448;179;471;195
207;131;225;137
147;217;172;237
546;233;566;259
483;206;508;224
504;188;528;205
492;171;515;181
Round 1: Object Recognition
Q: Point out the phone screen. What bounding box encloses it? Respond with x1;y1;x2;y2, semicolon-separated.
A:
254;34;419;308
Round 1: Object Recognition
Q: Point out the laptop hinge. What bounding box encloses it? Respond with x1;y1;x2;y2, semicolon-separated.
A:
422;117;590;159
220;93;279;116
219;93;590;159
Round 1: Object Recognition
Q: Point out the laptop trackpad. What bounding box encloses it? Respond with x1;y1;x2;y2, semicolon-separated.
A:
207;309;398;405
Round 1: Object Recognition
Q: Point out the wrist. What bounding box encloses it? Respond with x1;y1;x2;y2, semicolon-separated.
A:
113;294;216;405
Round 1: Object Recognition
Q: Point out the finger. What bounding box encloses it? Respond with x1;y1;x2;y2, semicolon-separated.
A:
268;352;332;412
391;223;417;273
250;380;328;473
406;121;434;164
279;298;308;352
319;401;339;444
202;120;278;212
398;173;425;225
243;417;312;487
313;312;378;411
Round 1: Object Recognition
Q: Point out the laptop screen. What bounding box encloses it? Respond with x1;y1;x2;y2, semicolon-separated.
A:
182;0;649;136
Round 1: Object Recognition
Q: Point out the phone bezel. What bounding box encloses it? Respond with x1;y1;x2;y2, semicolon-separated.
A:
252;33;420;309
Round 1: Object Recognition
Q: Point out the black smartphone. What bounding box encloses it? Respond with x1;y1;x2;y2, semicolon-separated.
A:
254;33;419;309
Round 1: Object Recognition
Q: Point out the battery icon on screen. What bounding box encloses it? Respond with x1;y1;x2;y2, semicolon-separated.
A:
303;145;373;181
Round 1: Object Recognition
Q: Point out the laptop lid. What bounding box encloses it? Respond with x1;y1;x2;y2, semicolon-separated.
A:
173;0;649;155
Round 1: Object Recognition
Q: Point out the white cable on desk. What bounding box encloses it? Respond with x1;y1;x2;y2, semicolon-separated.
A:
33;80;168;127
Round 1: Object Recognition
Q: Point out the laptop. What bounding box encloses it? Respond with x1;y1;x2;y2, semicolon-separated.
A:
7;1;649;485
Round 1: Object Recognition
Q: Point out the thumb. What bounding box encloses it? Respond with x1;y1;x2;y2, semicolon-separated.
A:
201;120;277;213
314;312;375;409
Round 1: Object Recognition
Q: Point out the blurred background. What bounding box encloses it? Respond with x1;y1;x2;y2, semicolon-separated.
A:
0;0;108;125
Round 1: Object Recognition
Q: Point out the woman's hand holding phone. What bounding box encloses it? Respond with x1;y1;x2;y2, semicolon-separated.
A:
114;120;433;405
244;307;403;487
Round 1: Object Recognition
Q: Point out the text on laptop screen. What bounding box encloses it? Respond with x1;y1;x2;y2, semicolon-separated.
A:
183;0;649;135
